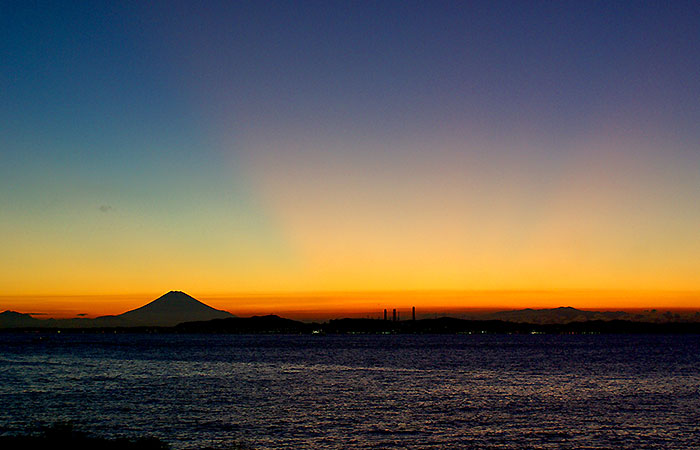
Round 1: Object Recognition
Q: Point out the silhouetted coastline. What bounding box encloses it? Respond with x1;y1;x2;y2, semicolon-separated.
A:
2;315;700;335
176;316;700;334
5;292;698;333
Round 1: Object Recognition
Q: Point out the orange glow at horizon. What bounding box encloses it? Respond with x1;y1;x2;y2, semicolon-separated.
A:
3;131;699;313
3;2;700;324
2;289;699;320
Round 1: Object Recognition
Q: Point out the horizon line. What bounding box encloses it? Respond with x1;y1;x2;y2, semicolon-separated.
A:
3;289;699;320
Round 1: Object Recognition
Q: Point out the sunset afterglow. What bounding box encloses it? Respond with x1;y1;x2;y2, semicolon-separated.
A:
2;2;699;316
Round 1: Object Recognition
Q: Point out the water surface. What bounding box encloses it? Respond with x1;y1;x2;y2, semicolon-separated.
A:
1;334;698;449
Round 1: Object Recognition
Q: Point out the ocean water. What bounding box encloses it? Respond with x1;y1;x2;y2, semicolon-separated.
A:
0;333;699;449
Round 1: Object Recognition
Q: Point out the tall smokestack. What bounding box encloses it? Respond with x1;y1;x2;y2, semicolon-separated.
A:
393;309;397;322
412;306;415;321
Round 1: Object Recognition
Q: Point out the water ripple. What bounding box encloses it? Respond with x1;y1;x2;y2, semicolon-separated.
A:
1;334;699;449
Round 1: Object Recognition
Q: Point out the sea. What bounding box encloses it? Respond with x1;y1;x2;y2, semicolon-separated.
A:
0;333;699;449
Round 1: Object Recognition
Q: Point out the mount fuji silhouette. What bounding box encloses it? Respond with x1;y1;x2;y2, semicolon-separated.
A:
103;291;234;326
0;291;233;328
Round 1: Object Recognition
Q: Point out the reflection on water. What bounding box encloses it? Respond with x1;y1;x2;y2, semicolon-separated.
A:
1;334;699;449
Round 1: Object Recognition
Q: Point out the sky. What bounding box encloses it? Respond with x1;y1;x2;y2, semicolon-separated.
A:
2;1;700;316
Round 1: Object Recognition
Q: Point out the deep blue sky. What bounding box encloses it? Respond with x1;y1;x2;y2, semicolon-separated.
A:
5;1;699;149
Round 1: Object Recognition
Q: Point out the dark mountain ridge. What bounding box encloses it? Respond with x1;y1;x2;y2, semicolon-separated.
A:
0;291;233;328
2;303;699;330
99;291;233;326
482;306;636;324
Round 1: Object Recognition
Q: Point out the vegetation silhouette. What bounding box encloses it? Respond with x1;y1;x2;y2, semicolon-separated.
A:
0;423;168;450
0;423;252;450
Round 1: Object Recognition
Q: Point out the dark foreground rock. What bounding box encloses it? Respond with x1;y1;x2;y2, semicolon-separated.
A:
0;423;251;450
0;423;168;450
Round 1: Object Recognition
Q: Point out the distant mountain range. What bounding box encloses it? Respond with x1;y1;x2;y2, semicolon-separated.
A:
2;296;699;330
470;306;699;324
0;291;233;328
479;306;636;324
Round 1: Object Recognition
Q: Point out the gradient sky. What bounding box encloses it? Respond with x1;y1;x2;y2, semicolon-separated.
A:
2;1;700;316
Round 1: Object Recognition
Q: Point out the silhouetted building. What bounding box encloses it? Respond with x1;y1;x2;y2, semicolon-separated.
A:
393;309;397;322
384;309;387;321
412;306;416;321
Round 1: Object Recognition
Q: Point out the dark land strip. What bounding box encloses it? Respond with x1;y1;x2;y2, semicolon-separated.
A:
3;315;700;334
